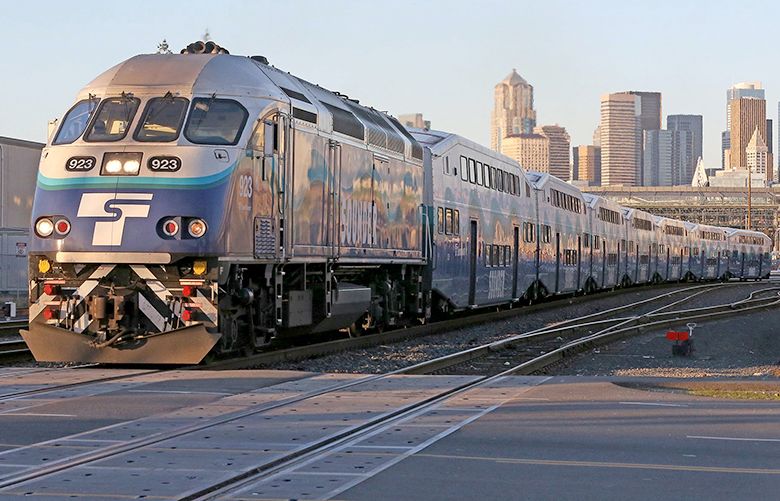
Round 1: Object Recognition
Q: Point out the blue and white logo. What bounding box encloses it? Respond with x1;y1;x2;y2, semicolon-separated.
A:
77;193;154;246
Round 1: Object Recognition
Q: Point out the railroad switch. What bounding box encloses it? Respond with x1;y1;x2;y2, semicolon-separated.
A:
667;322;696;357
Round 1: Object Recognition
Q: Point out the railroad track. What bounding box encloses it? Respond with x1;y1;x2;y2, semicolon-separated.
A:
206;281;763;370
0;283;774;499
0;320;30;362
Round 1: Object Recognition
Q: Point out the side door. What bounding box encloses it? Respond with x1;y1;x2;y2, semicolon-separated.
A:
252;115;286;259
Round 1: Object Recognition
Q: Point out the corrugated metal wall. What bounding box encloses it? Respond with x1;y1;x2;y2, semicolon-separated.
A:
0;229;28;295
0;137;42;299
0;138;41;228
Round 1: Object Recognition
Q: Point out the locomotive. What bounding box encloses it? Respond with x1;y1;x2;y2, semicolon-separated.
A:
23;42;773;364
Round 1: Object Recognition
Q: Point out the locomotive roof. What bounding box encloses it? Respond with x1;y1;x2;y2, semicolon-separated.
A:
78;53;423;160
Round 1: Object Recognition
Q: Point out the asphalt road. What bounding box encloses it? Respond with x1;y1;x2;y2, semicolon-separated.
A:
1;370;778;499
340;376;780;501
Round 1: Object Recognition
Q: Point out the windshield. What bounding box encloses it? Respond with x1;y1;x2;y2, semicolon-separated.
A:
184;98;248;145
53;99;99;145
134;96;189;142
85;96;140;142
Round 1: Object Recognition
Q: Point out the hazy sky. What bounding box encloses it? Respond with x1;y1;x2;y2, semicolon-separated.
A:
1;0;778;165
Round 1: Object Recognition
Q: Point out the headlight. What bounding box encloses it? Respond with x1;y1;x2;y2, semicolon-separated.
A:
101;152;143;176
35;217;54;237
187;219;207;238
123;159;140;174
105;159;122;173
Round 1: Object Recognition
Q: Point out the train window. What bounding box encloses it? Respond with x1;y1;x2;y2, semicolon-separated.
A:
486;244;493;267
437;207;444;234
85;96;141;142
184;98;249;145
593;235;601;249
628;241;634;253
505;245;511;266
468;158;477;183
54;98;100;145
444;208;453;235
583;233;590;248
453;209;460;234
525;183;531;197
542;225;551;244
490;167;497;189
523;222;535;243
482;163;490;187
134;96;189;142
496;170;503;191
444;157;450;175
693;247;699;255
475;161;483;185
460;156;468;181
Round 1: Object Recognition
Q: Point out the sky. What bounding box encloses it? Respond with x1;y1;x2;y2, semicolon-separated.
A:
1;0;779;165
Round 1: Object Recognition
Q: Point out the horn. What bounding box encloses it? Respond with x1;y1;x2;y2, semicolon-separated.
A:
204;41;216;53
190;41;206;54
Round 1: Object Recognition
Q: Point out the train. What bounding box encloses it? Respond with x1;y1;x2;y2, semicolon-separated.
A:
22;41;773;364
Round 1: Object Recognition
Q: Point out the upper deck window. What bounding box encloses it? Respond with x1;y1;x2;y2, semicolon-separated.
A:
184;98;248;145
53;98;99;145
134;97;189;142
85;96;141;142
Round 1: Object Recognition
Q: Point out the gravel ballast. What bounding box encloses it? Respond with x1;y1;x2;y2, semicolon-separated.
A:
259;282;778;375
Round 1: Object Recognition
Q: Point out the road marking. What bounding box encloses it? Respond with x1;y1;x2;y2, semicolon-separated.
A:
1;412;76;417
619;401;688;407
415;453;780;475
687;435;780;443
127;390;233;396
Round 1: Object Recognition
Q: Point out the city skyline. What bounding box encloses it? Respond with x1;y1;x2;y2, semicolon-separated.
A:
4;1;780;168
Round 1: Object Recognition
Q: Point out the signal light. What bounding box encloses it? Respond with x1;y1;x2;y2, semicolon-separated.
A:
181;309;194;322
35;218;54;238
54;218;71;236
38;258;51;274
193;260;207;275
43;283;61;296
42;307;58;321
187;219;207;238
162;219;179;237
181;285;194;297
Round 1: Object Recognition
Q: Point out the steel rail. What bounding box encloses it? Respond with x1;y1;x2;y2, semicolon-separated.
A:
0;284;770;498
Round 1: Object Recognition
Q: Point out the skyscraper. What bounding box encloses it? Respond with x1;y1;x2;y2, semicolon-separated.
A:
535;125;570;180
642;129;689;186
623;91;662;130
491;69;536;152
500;133;549;173
746;127;768;180
767;118;774;181
724;82;764;166
600;93;640;186
572;145;601;185
730;97;767;178
727;82;764;129
667;114;703;184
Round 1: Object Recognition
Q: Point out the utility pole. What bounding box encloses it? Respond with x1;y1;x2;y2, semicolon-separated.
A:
747;167;752;230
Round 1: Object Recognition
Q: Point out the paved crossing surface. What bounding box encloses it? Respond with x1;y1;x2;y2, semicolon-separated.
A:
0;369;777;499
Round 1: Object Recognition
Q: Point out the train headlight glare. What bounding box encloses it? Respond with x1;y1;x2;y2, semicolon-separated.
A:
123;159;140;173
35;218;54;237
105;159;122;173
188;219;207;238
193;260;207;275
38;258;51;274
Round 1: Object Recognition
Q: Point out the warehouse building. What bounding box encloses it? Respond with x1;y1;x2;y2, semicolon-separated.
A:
0;136;43;308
